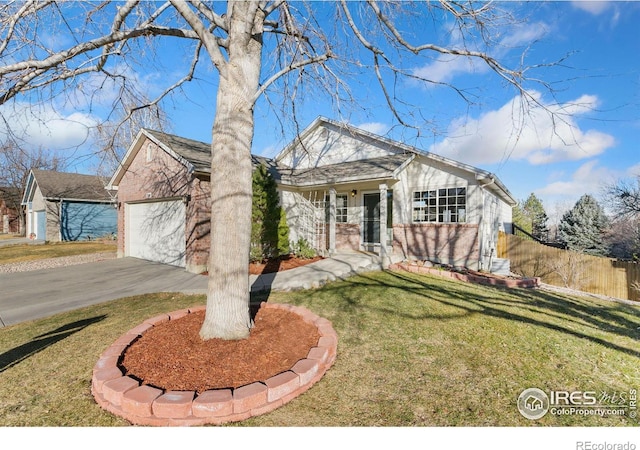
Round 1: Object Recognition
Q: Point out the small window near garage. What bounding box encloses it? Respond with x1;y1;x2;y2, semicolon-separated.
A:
413;187;466;223
146;145;154;162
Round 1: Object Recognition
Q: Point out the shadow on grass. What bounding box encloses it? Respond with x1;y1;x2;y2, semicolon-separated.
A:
320;270;640;359
0;315;107;373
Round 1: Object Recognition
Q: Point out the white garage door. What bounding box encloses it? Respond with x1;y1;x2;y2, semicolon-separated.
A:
126;200;186;267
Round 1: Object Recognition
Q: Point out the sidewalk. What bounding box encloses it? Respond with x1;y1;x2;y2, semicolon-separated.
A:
182;251;397;295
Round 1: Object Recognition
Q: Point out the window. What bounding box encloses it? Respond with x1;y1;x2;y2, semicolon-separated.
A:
413;187;466;223
336;194;348;223
325;193;348;223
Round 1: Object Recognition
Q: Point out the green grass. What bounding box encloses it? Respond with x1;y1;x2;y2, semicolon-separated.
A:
1;270;638;426
0;241;116;264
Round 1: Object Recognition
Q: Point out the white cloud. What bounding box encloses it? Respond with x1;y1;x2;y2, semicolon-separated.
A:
428;92;616;166
498;22;550;48
412;22;549;86
0;102;98;150
536;160;617;198
571;1;611;15
356;122;390;136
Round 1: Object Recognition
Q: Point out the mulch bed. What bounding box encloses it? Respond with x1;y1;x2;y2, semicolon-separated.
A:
249;255;324;275
120;307;321;393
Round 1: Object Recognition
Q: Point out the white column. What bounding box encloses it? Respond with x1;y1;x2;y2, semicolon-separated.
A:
329;187;336;255
379;183;389;268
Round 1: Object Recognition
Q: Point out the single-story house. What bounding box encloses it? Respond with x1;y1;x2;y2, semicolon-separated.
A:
0;186;21;234
107;117;515;274
22;169;117;242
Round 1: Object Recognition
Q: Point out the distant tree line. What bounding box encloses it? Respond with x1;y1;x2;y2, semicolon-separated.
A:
513;176;640;261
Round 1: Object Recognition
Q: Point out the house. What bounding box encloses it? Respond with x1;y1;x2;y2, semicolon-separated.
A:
0;186;21;234
22;169;117;242
108;117;515;274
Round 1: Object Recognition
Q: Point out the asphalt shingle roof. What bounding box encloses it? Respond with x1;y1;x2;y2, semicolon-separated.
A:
31;169;113;201
144;130;212;173
278;154;411;187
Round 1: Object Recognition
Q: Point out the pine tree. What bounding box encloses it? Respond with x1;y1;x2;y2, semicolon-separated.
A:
513;193;549;241
512;202;532;235
559;194;609;256
251;164;289;261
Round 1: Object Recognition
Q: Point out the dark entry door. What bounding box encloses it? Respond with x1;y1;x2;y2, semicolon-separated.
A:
363;193;380;244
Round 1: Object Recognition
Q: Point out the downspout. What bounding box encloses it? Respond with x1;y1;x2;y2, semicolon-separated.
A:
477;175;495;271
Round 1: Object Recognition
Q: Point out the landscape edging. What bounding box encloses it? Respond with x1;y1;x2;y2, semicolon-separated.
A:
91;302;338;426
389;262;541;289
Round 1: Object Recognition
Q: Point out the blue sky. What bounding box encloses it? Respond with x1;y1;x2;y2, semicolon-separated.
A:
2;1;639;221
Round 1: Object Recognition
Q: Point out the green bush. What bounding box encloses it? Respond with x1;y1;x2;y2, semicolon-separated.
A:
292;237;316;259
251;164;290;262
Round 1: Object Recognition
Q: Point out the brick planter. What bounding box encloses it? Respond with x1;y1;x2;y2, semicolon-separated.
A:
390;262;541;289
91;303;338;426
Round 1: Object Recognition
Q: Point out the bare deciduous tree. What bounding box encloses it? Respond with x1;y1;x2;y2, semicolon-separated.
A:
0;139;69;232
0;1;561;340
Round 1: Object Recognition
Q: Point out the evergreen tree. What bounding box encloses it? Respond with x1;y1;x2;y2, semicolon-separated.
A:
513;193;549;241
558;194;609;256
522;193;549;242
512;202;531;235
251;164;289;261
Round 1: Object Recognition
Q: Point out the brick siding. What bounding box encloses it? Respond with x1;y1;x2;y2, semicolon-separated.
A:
392;223;480;268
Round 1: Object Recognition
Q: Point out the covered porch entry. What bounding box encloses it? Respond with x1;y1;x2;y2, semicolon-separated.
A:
282;182;394;261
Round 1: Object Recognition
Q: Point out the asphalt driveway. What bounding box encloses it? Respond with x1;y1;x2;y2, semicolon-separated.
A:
0;258;207;328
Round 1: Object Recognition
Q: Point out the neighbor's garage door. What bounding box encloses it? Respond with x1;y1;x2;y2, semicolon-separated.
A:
126;200;186;267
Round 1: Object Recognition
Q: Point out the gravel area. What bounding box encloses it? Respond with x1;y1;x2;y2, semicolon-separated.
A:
0;252;116;274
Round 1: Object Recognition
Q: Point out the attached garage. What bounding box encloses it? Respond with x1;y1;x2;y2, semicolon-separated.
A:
126;199;186;267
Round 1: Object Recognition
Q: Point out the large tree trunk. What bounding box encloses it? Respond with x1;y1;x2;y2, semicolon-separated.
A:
199;3;264;340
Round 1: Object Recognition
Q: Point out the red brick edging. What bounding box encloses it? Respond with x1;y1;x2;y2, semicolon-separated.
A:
389;262;541;289
91;303;338;426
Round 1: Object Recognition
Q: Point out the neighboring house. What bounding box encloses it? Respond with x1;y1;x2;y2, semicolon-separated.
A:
0;186;21;234
108;117;515;274
22;169;117;242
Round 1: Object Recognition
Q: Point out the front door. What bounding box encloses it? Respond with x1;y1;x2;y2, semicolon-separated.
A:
363;193;380;245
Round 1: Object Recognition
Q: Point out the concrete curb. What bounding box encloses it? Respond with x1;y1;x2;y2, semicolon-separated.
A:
91;303;338;426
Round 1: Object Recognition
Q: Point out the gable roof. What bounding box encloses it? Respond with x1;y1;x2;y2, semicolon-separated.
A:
275;117;516;205
22;169;113;204
107;118;516;206
279;154;414;187
107;128;214;190
144;129;211;173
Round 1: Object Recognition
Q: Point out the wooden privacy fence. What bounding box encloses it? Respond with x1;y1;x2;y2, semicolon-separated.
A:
498;232;640;302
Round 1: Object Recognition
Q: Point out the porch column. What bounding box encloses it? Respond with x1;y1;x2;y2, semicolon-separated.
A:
328;187;336;255
379;183;389;268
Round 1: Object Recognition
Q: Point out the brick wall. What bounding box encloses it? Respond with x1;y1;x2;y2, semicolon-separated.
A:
185;176;211;273
335;223;360;251
392;223;480;269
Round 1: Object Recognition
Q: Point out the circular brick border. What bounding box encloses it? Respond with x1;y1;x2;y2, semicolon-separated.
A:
91;302;338;426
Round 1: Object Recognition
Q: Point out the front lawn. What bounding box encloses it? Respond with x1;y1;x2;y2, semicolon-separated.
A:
0;240;116;265
0;270;638;426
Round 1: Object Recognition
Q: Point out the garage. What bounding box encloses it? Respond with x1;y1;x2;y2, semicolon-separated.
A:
126;199;186;267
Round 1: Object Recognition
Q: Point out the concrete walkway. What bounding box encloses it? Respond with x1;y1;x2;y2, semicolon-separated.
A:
0;252;392;327
248;251;391;293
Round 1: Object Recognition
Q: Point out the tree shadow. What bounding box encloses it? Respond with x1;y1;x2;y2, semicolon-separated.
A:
0;315;107;373
320;270;640;359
